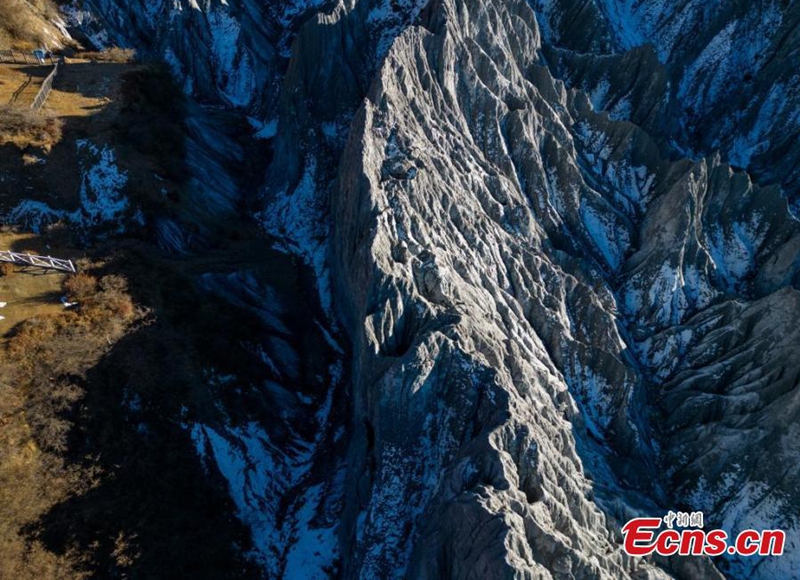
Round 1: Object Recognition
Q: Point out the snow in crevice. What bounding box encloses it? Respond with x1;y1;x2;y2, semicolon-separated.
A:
729;79;800;168
73;140;130;228
62;2;111;48
190;374;341;577
282;475;343;580
206;7;257;107
687;469;800;580
705;212;767;290
579;201;629;272
248;117;279;140
259;156;334;316
367;0;431;60
6;141;130;233
677;5;783;113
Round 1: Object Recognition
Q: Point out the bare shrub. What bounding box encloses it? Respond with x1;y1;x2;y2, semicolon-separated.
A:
0;262;14;277
6;313;67;360
0;105;63;152
25;378;83;453
63;272;98;301
99;274;128;293
83;288;136;324
63;273;137;327
83;48;137;64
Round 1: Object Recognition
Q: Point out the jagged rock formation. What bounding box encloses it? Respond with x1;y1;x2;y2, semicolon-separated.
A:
27;0;800;578
533;0;800;207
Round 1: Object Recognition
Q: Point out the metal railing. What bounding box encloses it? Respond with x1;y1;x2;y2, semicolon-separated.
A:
30;57;64;112
0;49;57;65
0;250;76;273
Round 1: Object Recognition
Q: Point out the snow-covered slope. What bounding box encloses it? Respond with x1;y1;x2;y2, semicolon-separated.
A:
535;0;800;207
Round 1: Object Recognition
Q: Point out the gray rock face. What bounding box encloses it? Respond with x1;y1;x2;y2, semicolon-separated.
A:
77;0;800;578
534;0;800;205
83;0;313;108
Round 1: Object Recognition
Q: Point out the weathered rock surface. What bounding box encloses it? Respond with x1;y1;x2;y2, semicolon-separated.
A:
50;0;800;578
534;0;800;206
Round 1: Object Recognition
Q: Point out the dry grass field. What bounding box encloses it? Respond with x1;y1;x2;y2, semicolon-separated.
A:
0;231;78;344
0;64;47;106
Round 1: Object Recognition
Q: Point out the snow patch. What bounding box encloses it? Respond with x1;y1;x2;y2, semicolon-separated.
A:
6;141;129;233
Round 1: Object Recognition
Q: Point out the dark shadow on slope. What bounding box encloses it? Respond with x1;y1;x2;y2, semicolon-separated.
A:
15;236;348;578
21;325;261;579
1;50;350;577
